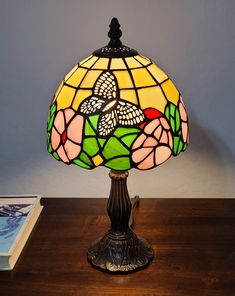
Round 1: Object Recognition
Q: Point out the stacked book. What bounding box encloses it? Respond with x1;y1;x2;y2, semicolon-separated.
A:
0;195;43;270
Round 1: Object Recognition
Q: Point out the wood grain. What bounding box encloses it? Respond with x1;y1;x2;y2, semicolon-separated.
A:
1;198;235;296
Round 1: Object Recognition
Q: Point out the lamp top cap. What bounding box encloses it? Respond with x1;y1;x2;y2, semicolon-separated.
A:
108;17;122;47
93;17;138;58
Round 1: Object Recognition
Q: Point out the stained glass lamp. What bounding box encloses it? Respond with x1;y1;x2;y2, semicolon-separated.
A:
47;18;189;272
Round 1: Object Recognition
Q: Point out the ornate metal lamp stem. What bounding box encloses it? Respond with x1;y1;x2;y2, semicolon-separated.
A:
87;170;154;272
107;170;131;234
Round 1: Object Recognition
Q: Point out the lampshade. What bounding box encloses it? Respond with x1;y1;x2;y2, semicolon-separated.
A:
47;18;189;273
47;21;189;172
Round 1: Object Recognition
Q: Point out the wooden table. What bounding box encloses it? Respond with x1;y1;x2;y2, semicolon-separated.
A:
1;198;235;296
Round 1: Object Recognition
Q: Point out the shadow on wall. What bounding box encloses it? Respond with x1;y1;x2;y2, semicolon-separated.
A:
0;110;235;197
189;111;235;172
187;112;235;196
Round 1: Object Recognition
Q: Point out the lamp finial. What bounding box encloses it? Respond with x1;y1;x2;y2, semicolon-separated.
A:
108;17;122;47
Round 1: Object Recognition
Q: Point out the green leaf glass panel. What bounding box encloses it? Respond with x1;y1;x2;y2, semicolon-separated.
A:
114;127;140;138
175;109;181;132
83;138;99;157
98;138;106;148
182;142;188;152
73;158;91;169
47;114;55;132
170;104;175;116
173;136;180;155
177;140;184;154
165;106;170;119
170;117;176;133
78;152;93;166
84;120;96;136
105;157;131;170
50;103;57;114
53;151;60;160
121;134;139;147
102;137;129;159
48;143;52;153
88;115;99;130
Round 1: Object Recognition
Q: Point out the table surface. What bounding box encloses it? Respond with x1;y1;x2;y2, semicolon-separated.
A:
1;198;235;296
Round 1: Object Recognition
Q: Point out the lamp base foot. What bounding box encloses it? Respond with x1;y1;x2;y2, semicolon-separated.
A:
87;230;154;273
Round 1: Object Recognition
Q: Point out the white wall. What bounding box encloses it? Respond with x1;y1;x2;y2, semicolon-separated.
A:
0;0;235;198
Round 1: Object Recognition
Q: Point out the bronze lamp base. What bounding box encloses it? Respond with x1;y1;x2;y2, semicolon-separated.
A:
87;170;154;272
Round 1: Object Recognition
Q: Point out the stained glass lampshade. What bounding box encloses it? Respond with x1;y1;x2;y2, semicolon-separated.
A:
47;18;189;272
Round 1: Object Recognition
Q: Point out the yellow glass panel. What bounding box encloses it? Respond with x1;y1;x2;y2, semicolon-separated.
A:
64;64;78;81
92;58;109;69
80;70;102;88
66;68;87;87
113;71;133;88
79;55;92;65
81;56;98;68
161;79;179;105
134;55;150;66
92;154;103;166
138;86;167;113
72;89;92;110
120;90;138;105
52;80;63;103
131;68;156;87
148;63;168;83
56;85;76;110
110;58;126;69
125;57;142;68
140;55;151;61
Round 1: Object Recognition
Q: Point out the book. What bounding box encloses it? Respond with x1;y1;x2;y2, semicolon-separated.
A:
0;195;43;270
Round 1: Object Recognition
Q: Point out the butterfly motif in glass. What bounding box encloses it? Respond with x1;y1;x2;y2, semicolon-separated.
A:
79;71;145;137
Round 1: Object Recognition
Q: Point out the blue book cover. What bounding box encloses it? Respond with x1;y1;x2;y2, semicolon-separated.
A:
0;195;42;270
0;203;32;254
0;196;42;256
